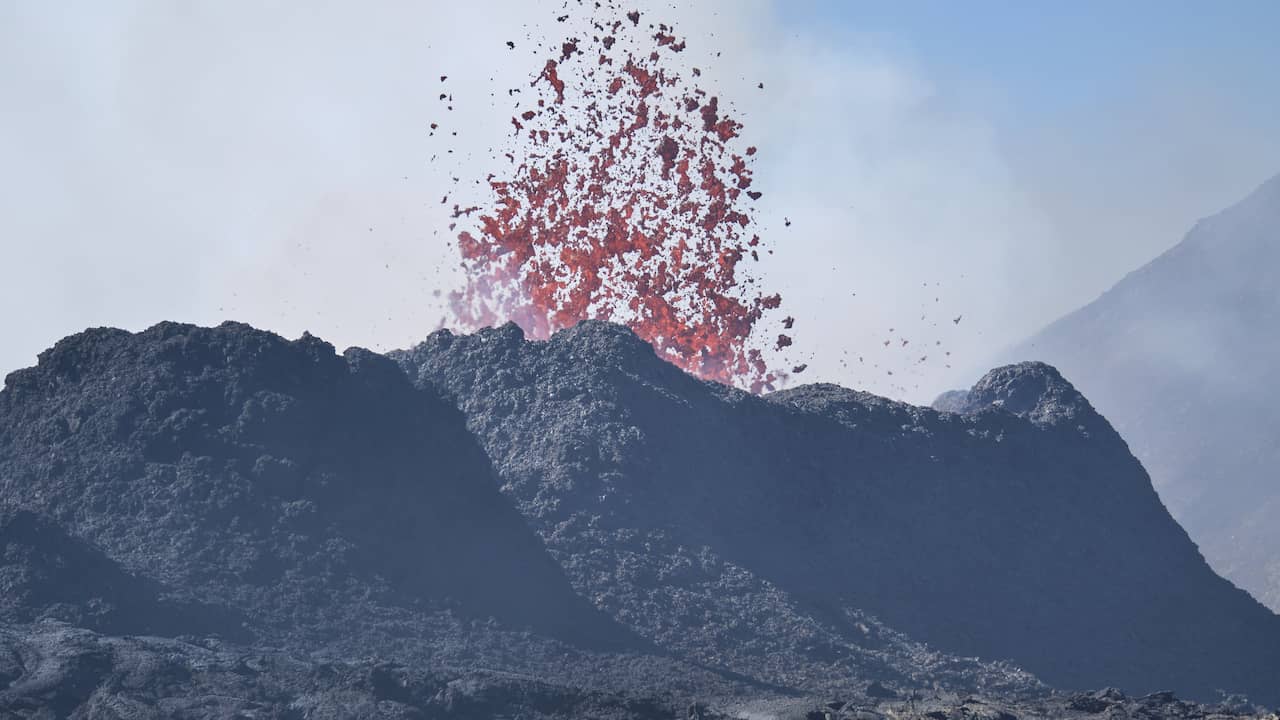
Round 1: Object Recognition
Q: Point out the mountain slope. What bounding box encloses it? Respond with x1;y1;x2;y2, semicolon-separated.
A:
396;321;1280;704
1001;172;1280;611
0;509;249;640
0;321;640;665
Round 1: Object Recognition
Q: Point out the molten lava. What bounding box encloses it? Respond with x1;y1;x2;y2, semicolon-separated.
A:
448;4;789;392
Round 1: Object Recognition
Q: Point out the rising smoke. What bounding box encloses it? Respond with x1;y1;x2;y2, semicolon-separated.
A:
2;1;1278;402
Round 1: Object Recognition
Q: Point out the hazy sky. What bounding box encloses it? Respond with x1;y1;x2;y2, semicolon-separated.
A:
3;1;1278;402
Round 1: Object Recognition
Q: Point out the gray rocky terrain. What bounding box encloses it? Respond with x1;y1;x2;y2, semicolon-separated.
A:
395;322;1280;707
997;173;1280;612
0;320;1277;716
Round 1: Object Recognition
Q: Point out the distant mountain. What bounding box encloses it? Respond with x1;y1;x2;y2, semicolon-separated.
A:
998;173;1280;613
396;321;1280;704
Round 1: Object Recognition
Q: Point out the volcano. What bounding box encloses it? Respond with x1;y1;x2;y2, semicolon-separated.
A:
3;321;1279;716
441;3;791;392
395;320;1280;705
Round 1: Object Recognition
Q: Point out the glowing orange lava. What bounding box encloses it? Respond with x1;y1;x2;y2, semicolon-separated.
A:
448;4;789;392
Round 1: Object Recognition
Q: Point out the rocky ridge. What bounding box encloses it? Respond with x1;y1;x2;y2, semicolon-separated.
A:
0;320;1276;716
0;322;766;716
395;321;1280;705
998;172;1280;612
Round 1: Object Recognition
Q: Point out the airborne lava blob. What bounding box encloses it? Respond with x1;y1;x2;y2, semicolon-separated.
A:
447;4;790;392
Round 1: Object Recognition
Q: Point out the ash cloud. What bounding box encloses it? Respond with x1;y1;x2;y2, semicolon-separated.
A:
3;1;1278;404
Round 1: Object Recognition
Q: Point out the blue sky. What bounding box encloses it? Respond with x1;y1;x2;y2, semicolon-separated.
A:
782;1;1280;130
740;0;1280;395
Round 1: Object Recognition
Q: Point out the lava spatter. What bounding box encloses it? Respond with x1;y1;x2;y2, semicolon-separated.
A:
448;3;789;392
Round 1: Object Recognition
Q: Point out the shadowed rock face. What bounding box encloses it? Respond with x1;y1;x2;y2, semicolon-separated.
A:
396;321;1280;704
0;509;247;639
0;321;632;654
999;173;1280;613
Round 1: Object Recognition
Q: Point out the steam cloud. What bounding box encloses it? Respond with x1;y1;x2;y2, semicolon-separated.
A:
2;1;1278;402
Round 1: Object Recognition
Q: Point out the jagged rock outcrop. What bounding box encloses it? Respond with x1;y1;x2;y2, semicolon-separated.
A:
1000;172;1280;612
938;361;1096;426
396;321;1280;704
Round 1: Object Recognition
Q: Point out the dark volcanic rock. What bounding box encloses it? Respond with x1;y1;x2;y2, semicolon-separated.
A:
732;686;1274;720
395;320;1280;704
0;623;686;720
939;361;1094;426
0;321;855;718
397;322;1042;698
998;173;1280;613
0;321;635;662
4;318;1279;717
0;509;245;639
